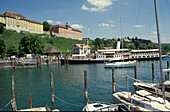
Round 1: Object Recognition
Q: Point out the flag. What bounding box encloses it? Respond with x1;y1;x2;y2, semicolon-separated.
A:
29;92;32;108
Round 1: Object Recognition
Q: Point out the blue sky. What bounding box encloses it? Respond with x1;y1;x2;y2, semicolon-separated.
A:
0;0;170;43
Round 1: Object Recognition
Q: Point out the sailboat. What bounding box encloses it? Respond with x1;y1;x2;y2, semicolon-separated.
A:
113;0;170;111
104;18;137;68
82;70;130;111
133;69;170;101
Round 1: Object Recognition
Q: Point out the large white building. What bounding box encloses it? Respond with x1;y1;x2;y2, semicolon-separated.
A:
0;11;43;34
72;44;91;57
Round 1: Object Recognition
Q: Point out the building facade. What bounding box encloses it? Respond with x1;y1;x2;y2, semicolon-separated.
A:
72;44;91;56
50;23;82;40
0;11;43;34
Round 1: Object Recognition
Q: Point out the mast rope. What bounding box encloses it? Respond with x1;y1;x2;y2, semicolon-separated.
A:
54;95;84;106
0;100;12;111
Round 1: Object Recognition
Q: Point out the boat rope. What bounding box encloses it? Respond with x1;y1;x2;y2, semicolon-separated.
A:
54;95;84;106
74;88;110;97
87;78;112;90
0;100;12;111
115;83;128;88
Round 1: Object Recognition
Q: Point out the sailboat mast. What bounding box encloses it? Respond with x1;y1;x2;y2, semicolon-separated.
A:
154;0;165;103
120;17;124;61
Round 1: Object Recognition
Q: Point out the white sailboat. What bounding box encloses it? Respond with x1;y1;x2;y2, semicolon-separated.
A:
113;0;170;110
104;18;137;68
133;69;170;100
82;70;130;111
113;90;170;111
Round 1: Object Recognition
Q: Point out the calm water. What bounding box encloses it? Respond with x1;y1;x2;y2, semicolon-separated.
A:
0;58;170;111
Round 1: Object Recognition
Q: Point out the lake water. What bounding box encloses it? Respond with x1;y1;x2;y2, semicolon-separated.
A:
0;58;170;111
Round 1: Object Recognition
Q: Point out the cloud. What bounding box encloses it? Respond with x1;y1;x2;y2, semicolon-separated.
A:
71;24;85;29
81;0;118;12
47;20;54;24
135;25;144;28
81;4;89;10
99;23;114;27
55;21;62;24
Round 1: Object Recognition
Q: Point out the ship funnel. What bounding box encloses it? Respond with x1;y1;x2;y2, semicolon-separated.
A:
116;38;121;49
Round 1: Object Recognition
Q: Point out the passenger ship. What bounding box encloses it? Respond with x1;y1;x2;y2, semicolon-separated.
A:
61;40;160;64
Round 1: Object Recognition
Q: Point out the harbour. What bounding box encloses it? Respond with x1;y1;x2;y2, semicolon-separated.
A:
0;58;169;111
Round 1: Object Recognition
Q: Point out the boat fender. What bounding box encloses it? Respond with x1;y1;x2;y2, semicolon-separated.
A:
128;104;130;110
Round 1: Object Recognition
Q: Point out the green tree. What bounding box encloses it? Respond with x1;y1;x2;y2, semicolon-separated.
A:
43;21;50;31
0;23;4;34
7;45;19;57
0;37;6;58
19;34;45;56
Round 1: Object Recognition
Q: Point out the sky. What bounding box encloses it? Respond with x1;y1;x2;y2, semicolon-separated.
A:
0;0;170;43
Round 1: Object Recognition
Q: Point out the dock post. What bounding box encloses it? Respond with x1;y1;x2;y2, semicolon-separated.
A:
134;65;137;91
134;65;137;82
152;63;155;83
50;72;55;108
84;70;88;104
112;67;115;93
11;58;13;69
40;57;42;68
167;61;169;80
64;56;66;66
11;74;16;111
14;58;16;69
67;55;69;66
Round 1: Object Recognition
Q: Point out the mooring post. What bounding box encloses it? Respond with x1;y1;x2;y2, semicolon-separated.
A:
64;56;66;66
40;57;42;68
67;55;69;66
112;67;115;93
37;57;39;68
84;70;88;104
11;74;16;111
134;65;137;82
152;63;155;83
50;72;55;108
167;61;169;80
14;58;16;69
11;58;13;69
134;65;137;91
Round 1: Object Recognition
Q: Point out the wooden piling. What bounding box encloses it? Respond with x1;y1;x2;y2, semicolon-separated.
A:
40;57;42;67
84;70;88;104
134;65;137;91
152;63;155;83
67;55;69;66
134;65;137;82
167;61;169;80
11;58;13;69
11;74;16;111
112;67;115;93
14;58;16;69
64;56;66;66
50;73;55;108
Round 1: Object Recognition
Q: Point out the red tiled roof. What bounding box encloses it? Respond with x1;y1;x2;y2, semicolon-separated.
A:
51;24;82;33
28;19;41;24
4;11;26;20
2;11;42;24
0;13;4;17
75;44;91;48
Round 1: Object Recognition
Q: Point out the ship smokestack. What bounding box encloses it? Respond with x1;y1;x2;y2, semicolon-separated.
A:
116;38;121;49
